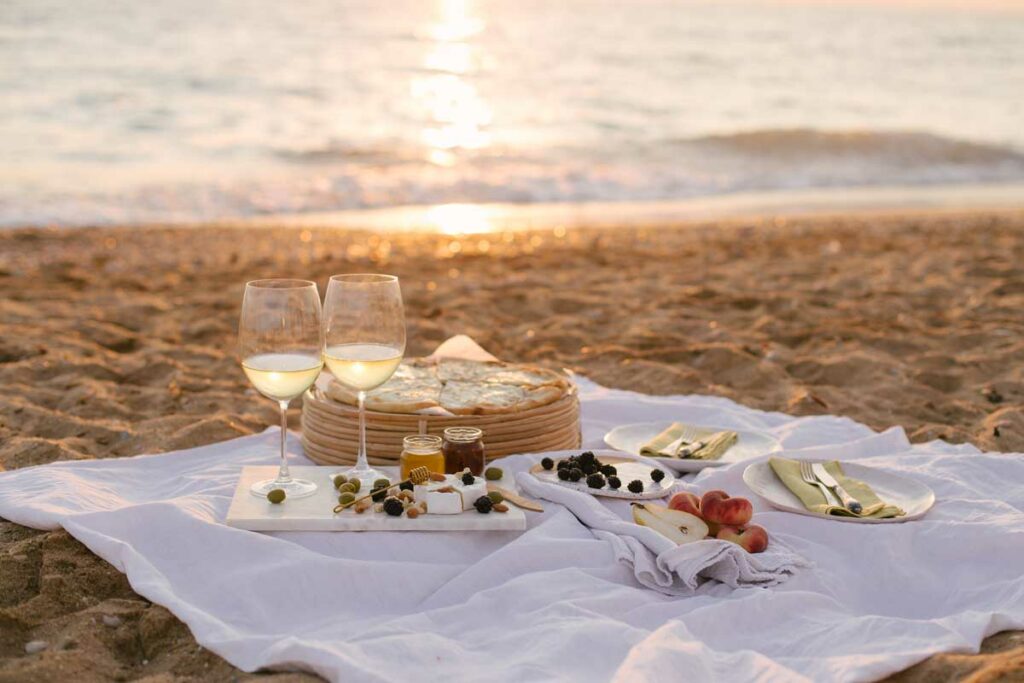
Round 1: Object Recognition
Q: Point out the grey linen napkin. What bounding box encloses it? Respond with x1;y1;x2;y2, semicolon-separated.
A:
516;472;808;595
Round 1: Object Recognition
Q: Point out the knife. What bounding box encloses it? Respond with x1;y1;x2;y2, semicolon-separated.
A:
487;484;544;512
811;463;863;514
676;439;707;458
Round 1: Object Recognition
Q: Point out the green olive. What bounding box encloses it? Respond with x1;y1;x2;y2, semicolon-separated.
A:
333;475;348;489
267;489;286;504
338;492;356;506
485;467;503;481
487;491;503;504
339;482;356;494
373;478;391;490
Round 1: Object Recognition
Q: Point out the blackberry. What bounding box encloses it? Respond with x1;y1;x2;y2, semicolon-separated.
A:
557;468;571;481
399;481;414;491
371;485;389;502
461;472;476;485
581;462;598;475
557;459;570;470
627;479;644;494
600;464;617;477
607;476;622;489
650;469;665;483
541;457;554;470
382;496;404;517
474;496;494;514
578;451;596;465
586;473;606;489
568;468;583;482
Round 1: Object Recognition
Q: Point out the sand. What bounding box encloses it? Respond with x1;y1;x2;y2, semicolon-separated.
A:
2;208;1024;681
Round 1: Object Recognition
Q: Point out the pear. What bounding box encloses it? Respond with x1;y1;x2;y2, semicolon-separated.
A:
632;502;709;545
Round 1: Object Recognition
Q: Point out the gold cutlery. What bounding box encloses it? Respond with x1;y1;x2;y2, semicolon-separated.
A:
488;484;544;512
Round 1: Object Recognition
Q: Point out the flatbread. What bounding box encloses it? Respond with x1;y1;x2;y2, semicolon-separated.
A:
366;378;442;413
519;385;566;411
391;361;438;382
437;358;502;383
440;381;525;415
325;357;570;414
326;376;442;412
485;366;569;390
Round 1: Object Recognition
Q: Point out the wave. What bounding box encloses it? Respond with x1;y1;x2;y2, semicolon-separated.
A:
5;128;1024;227
675;129;1024;166
272;142;420;165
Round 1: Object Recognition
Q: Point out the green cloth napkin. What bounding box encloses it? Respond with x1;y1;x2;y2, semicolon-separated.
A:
639;423;736;460
768;457;905;519
640;422;688;458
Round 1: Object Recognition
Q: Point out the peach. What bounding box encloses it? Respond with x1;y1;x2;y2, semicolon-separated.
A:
668;492;702;517
716;524;769;553
700;491;753;527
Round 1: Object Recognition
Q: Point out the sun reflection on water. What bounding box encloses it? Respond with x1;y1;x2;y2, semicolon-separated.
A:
414;0;492;169
424;203;496;235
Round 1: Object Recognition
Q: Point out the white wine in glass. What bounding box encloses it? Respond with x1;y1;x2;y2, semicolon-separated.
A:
239;279;324;499
323;274;406;486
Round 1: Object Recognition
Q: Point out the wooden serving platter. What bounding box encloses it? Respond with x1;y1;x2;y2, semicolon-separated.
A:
300;384;581;466
226;466;527;532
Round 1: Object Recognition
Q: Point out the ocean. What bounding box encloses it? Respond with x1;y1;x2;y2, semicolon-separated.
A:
1;0;1023;227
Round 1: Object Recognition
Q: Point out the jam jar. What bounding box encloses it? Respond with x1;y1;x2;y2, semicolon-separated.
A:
400;435;445;480
442;427;485;475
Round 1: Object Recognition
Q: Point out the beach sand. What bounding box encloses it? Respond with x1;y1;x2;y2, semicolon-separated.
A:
2;209;1023;681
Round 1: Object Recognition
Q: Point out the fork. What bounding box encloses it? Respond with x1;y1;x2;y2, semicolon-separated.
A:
667;425;704;456
799;460;837;507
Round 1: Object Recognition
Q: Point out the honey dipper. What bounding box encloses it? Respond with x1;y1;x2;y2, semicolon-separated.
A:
333;466;431;514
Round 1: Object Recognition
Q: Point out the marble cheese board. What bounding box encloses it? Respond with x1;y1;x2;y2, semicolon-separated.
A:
226;466;527;532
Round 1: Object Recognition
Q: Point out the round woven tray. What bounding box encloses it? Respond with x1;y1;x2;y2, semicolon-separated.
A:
300;384;581;466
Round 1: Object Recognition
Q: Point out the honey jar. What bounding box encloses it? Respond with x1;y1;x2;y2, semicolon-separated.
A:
400;435;445;480
442;427;485;475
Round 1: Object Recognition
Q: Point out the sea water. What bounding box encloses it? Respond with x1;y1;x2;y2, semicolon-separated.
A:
1;0;1022;226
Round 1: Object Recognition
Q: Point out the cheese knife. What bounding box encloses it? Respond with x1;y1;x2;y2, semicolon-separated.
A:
487;484;544;512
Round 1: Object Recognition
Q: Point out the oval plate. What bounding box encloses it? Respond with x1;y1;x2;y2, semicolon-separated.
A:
604;422;781;473
529;452;674;500
742;460;935;524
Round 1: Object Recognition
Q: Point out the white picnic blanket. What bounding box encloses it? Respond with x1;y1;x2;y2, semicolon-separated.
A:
2;378;1024;682
515;468;809;594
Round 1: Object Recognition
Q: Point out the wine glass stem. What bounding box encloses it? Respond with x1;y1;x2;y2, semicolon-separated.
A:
277;400;292;483
357;390;368;470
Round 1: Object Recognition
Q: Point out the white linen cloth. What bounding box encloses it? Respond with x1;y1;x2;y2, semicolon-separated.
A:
516;469;808;594
2;378;1024;682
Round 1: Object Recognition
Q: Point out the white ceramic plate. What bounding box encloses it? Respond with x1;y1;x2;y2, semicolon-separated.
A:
529;452;674;500
604;422;781;473
742;460;935;524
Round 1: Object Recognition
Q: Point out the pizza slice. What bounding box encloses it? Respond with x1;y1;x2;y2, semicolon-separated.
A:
440;381;526;415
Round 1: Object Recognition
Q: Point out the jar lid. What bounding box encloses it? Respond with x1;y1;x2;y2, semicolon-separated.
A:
403;434;442;453
443;426;483;443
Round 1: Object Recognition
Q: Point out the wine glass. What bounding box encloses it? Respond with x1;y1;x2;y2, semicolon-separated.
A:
323;274;406;486
239;279;324;499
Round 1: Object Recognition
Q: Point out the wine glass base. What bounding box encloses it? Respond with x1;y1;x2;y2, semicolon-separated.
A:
250;477;318;500
338;465;389;489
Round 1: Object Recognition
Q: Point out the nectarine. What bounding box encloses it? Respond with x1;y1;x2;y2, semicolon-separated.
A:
716;524;769;553
700;491;753;527
668;491;702;517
